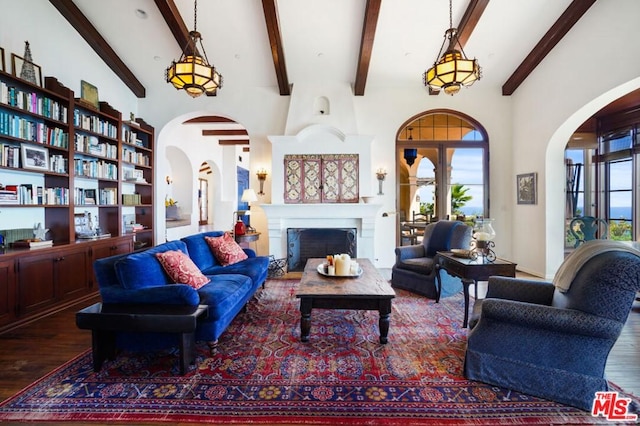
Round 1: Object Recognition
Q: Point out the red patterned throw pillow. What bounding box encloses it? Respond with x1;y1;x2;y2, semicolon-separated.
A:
156;250;210;289
205;233;248;266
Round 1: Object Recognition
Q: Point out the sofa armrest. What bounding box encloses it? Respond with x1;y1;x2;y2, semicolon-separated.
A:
479;299;622;339
486;276;555;305
395;244;426;262
99;284;200;305
243;248;256;258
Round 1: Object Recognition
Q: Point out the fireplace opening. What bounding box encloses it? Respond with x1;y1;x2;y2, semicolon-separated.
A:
287;228;357;272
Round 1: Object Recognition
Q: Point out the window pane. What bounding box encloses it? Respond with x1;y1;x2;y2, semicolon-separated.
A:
449;148;484;217
609;160;631;191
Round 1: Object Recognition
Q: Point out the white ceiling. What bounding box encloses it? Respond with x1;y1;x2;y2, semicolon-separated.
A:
71;0;575;97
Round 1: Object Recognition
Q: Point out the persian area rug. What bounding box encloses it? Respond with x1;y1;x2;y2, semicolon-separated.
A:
0;280;636;425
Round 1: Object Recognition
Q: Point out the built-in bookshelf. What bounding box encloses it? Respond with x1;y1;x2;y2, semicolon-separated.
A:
0;69;155;333
0;69;155;247
120;118;154;249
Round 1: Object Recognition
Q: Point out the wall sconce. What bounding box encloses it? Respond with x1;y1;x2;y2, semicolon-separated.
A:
256;168;268;195
376;168;387;195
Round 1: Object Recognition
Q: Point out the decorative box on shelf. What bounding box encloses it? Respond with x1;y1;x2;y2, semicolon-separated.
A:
166;205;179;220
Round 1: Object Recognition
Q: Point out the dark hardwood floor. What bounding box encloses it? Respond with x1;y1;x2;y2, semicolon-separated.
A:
0;286;638;425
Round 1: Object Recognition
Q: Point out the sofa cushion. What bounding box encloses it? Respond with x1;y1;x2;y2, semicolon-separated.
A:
397;257;435;275
197;274;254;321
182;231;225;271
201;255;270;286
115;240;189;290
205;233;248;266
156;250;210;289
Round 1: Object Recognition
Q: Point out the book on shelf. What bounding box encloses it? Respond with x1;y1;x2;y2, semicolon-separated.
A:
0;189;18;203
12;239;54;248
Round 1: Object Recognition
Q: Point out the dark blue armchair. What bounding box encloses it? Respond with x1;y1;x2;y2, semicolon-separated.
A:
392;220;472;299
465;240;640;411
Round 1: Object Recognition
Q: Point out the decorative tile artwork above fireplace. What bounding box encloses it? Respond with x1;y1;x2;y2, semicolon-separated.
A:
284;154;359;204
264;124;380;262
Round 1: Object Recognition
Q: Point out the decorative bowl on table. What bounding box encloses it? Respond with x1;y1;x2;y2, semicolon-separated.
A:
317;263;363;278
450;249;472;258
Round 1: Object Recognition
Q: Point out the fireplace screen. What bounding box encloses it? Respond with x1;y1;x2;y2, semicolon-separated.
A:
287;228;357;271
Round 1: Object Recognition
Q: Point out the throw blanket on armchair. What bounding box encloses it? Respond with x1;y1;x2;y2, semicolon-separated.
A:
553;240;640;292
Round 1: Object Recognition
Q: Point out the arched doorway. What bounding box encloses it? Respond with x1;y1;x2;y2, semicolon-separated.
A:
396;109;489;244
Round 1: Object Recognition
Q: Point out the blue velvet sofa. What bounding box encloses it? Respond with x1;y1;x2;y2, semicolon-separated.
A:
94;232;270;350
391;220;472;299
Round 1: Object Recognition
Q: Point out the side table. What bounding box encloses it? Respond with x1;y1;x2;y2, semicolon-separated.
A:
233;232;261;253
76;303;208;375
435;252;517;328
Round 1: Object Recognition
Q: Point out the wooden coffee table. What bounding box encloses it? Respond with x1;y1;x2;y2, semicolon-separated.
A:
296;258;395;344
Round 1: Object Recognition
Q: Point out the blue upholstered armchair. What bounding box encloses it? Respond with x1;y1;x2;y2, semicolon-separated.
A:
392;220;472;299
465;240;640;411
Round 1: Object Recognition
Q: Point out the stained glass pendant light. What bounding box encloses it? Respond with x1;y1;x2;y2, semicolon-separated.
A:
166;0;223;97
423;0;481;95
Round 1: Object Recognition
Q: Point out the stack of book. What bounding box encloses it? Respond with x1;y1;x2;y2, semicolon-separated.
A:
12;239;53;248
0;188;18;204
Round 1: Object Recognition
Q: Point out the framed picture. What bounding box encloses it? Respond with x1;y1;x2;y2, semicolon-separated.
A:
21;144;49;171
80;80;100;109
517;172;537;205
0;47;5;72
11;53;42;87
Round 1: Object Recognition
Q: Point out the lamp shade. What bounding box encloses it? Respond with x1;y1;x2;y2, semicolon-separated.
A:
241;188;258;203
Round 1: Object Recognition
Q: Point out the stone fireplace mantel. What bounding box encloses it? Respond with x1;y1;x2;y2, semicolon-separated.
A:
261;203;382;260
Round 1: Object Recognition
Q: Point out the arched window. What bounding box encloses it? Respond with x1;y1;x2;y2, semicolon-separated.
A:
396;110;489;229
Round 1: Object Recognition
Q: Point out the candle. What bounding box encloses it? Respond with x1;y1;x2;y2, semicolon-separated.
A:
327;265;335;275
474;232;491;241
334;254;351;276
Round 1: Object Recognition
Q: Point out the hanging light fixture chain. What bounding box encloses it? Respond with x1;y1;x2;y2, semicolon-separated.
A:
193;0;198;33
449;0;453;30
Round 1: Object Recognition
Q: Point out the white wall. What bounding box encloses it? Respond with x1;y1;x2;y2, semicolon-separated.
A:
510;0;640;278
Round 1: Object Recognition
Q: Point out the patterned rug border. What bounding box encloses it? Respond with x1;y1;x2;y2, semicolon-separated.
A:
0;279;637;425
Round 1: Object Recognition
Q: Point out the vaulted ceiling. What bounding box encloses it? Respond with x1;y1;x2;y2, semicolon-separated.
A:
49;0;636;130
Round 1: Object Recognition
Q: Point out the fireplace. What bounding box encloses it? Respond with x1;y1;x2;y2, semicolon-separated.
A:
287;228;357;271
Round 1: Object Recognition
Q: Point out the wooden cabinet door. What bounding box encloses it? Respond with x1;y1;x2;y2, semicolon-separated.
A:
0;259;16;327
16;252;56;316
55;247;89;301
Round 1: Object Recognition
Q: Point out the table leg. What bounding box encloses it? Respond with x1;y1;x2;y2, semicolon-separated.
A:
462;279;474;328
434;264;442;303
91;329;115;372
299;298;312;342
378;301;391;344
179;332;196;375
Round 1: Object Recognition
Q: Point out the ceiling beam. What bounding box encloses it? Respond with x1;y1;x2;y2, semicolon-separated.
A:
455;0;490;48
262;0;291;96
502;0;596;96
219;139;250;145
48;0;146;98
154;0;192;52
183;116;236;124
354;0;382;96
203;129;248;136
